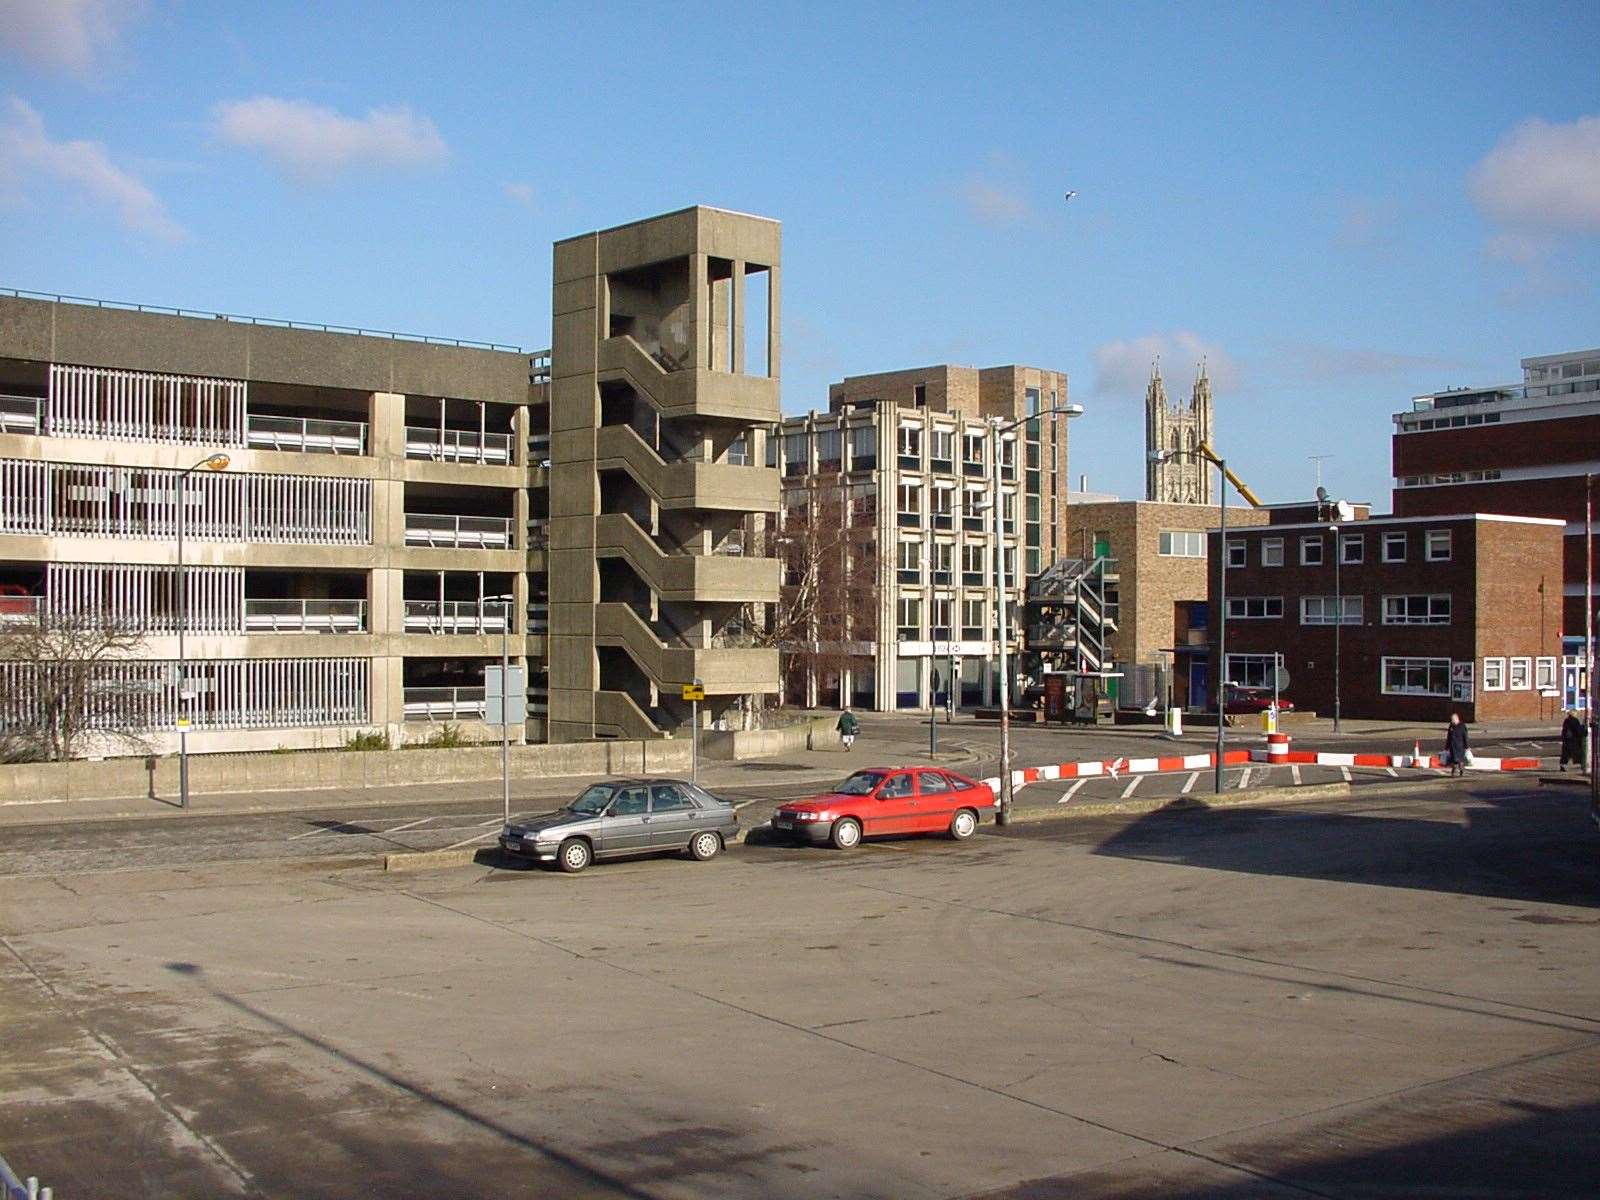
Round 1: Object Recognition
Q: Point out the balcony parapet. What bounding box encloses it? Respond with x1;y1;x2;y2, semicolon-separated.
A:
597;336;778;425
594;424;777;513
593;512;777;604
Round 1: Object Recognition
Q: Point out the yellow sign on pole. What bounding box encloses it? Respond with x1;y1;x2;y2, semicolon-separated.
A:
681;683;705;702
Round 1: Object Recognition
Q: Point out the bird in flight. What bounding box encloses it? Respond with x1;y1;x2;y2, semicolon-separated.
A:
1063;190;1078;200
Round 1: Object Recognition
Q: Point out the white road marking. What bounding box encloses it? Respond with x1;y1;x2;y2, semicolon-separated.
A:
1120;776;1142;799
1181;772;1199;795
287;815;438;842
1340;766;1352;781
443;830;502;851
1385;767;1398;778
1291;764;1302;785
1236;768;1251;790
1057;779;1089;804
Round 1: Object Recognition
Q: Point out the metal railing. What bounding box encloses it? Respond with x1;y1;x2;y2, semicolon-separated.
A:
0;394;42;435
403;513;513;549
2;285;523;352
529;433;551;467
0;596;42;624
403;686;487;721
247;413;367;455
404;426;513;465
244;599;366;633
1;1149;51;1200
403;600;509;634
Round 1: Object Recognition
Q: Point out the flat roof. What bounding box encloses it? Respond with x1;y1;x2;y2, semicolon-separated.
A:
1217;512;1566;533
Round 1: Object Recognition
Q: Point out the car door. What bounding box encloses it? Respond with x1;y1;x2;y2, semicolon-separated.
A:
870;771;918;834
912;769;956;831
647;783;698;849
598;785;651;854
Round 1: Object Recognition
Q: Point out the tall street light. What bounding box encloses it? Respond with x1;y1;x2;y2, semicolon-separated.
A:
176;452;231;810
1329;521;1343;734
1149;445;1229;794
993;402;1083;825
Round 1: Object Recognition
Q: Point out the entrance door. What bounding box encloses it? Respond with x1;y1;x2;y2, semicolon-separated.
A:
1564;657;1588;711
1188;661;1209;713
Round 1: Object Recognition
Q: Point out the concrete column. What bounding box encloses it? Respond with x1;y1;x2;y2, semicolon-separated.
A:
513;488;530;552
370;391;406;462
766;263;781;381
689;252;710;371
731;259;746;375
512;405;529;468
372;654;404;745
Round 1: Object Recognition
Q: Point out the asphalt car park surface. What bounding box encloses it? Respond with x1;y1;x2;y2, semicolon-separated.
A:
2;777;1595;1198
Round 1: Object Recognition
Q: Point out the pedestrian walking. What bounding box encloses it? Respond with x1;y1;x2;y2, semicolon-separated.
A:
1443;712;1470;777
836;708;859;751
1559;710;1585;772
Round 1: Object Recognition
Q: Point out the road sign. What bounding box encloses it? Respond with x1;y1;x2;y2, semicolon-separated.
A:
681;683;706;702
485;665;527;725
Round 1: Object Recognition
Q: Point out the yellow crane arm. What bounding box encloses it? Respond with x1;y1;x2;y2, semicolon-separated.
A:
1197;440;1264;507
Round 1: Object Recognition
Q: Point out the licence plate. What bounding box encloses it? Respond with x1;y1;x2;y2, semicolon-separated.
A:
773;819;792;830
504;838;522;850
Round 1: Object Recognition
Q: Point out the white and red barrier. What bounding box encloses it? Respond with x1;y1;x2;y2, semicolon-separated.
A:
981;735;1544;802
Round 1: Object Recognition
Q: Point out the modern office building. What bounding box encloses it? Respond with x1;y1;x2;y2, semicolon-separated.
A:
1209;511;1566;722
1394;347;1599;671
0;205;782;756
769;363;1071;711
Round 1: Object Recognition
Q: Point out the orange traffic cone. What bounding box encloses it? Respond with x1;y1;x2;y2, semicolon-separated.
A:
1412;739;1422;768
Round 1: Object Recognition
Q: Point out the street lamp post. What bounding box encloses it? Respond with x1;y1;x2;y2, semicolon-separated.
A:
993;403;1083;825
1150;446;1229;793
1330;522;1343;734
175;452;231;810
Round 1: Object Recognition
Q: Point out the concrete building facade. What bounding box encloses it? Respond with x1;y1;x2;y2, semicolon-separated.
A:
1209;512;1566;723
1393;348;1600;698
0;205;785;756
771;362;1071;711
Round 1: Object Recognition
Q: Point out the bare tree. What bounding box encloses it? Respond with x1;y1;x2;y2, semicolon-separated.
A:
0;611;151;762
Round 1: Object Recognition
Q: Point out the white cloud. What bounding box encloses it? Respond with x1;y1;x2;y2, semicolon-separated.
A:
503;181;535;208
958;175;1028;225
212;96;448;182
1092;331;1238;398
0;0;143;75
0;96;183;240
1469;115;1600;233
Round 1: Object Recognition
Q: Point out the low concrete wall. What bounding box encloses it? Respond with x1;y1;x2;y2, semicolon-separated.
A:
0;738;694;805
702;714;839;761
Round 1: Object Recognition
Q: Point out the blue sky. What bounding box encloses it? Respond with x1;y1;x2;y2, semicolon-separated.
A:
3;1;1598;507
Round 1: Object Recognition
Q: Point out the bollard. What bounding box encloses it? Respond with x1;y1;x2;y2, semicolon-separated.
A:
1266;731;1290;763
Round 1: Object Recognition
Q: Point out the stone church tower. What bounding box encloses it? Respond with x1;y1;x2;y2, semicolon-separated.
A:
1144;360;1214;503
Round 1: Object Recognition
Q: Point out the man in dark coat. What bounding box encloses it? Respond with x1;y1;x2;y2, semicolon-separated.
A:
1560;710;1585;772
836;709;859;751
1444;713;1470;777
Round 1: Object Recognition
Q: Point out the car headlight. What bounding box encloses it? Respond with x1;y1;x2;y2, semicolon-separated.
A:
796;812;830;822
534;829;562;842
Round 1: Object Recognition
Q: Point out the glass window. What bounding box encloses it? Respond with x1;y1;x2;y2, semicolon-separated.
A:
849;425;876;470
569;784;613;815
897;424;922;461
1300;536;1324;566
816;427;842;468
1482;657;1505;691
1536;657;1557;690
1382;595;1451;625
1226;539;1246;568
837;771;885;796
1382;531;1406;562
896;596;921;636
1425;529;1452;561
1301;596;1362;625
1261;538;1284;567
1159;530;1205;557
1224;654;1280;688
609;787;649;816
650;784;696;812
881;773;914;798
919;770;951;794
930;429;954;462
1382;658;1450;696
1340;534;1363;564
1509;657;1532;690
1226;596;1284;619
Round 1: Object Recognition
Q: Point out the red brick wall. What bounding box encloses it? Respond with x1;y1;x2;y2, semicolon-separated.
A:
1474;520;1567;720
1393;476;1586;521
1392;413;1600;475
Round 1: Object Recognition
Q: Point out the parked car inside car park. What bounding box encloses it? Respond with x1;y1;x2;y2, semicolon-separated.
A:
499;779;738;873
771;766;992;850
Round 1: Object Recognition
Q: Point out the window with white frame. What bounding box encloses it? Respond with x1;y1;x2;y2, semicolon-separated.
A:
961;542;985;582
1340;533;1364;564
1425;529;1452;561
1382;657;1450;696
961;598;985;637
896;595;921;638
815;427;842;469
1226;539;1246;568
1482;657;1505;691
1536;656;1557;691
1261;538;1284;567
1224;654;1280;688
1300;536;1324;566
1382;594;1451;625
896;539;922;581
931;540;953;580
1226;596;1284;619
1509;657;1532;690
896;481;921;523
929;429;954;464
1301;595;1362;625
849;425;876;470
1382;531;1406;562
1159;530;1205;557
896;424;922;463
962;431;984;467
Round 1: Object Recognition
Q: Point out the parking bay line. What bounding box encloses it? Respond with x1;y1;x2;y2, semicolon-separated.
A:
1120;776;1142;800
1181;772;1198;795
1056;779;1089;804
287;814;446;842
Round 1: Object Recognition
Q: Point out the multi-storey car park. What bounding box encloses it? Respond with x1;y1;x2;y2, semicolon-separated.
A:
0;205;781;755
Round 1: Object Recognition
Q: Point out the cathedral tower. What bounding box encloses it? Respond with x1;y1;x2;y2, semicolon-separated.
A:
1144;360;1214;504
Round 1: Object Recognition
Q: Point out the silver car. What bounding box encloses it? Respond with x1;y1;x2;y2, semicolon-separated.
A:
498;778;739;873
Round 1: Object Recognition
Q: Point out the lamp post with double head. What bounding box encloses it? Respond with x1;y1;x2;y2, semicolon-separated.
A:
176;452;231;810
1149;446;1228;794
1330;522;1343;734
993;403;1083;825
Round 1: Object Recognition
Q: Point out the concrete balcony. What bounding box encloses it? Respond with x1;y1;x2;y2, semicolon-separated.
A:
594;603;779;695
594;424;778;513
403;600;510;635
403;513;513;550
594;513;777;604
597;336;778;425
247;413;367;455
244;599;366;633
404;426;512;465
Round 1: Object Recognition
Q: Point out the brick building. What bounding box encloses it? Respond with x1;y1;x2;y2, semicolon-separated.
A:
1209;512;1566;723
1393;347;1599;705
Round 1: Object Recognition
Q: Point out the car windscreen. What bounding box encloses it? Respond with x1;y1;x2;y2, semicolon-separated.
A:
567;784;613;815
834;771;885;796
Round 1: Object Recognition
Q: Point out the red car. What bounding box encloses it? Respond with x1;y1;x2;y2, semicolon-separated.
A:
1222;686;1294;715
771;766;993;850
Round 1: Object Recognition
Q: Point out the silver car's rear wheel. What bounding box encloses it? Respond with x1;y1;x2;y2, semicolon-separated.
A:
949;808;978;840
689;831;721;861
557;838;592;873
830;817;862;849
